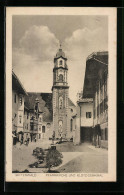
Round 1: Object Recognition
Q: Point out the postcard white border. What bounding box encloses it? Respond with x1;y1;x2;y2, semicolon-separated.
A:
6;7;117;182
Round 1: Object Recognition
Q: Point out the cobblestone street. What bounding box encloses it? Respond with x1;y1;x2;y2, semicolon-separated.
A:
12;140;108;173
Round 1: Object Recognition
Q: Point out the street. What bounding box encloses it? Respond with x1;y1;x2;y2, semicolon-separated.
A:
12;140;108;173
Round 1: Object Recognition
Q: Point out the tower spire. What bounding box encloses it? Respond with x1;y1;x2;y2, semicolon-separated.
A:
59;41;62;49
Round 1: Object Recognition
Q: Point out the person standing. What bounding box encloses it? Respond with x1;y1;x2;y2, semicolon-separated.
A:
20;136;23;145
28;137;30;144
26;138;29;146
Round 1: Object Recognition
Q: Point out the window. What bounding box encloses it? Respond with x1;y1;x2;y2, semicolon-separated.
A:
59;96;63;109
14;94;16;103
42;126;45;133
70;119;73;132
19;96;22;106
59;74;63;82
19;115;22;123
101;129;105;140
104;96;108;111
27;124;28;130
59;60;62;65
39;126;41;131
105;128;108;140
86;112;92;118
31;125;33;130
27;113;29;119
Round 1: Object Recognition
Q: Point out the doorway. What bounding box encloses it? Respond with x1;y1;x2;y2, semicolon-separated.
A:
81;127;92;143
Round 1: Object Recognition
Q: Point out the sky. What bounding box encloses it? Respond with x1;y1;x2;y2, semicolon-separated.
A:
12;15;108;104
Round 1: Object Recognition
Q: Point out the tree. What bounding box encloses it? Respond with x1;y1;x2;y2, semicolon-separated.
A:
46;148;63;172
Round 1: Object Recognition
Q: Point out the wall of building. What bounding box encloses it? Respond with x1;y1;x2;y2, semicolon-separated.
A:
12;89;25;133
12;90;18;132
93;68;108;149
68;105;77;140
17;95;24;133
80;102;93;127
23;109;30;141
37;122;53;139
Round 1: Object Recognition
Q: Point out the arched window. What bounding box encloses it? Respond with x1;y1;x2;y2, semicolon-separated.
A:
59;60;62;65
59;74;63;82
42;126;45;133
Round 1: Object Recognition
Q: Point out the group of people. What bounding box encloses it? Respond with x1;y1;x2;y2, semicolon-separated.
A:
20;137;30;146
20;136;37;146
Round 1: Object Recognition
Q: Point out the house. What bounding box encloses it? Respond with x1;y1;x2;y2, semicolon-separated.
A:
77;98;93;143
23;105;30;141
74;51;108;149
12;71;28;143
25;92;53;141
83;51;108;149
24;92;76;141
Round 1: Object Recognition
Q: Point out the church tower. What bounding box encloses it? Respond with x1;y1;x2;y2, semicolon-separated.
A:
52;45;69;139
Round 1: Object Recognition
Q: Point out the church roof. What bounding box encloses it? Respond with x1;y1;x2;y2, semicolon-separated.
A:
24;92;75;122
25;92;53;122
12;71;28;96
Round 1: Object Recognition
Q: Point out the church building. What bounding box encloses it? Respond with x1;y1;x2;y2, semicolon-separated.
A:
23;46;76;141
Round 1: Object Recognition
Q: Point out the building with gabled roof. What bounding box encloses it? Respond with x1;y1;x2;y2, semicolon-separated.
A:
24;90;76;140
75;51;108;148
12;71;28;144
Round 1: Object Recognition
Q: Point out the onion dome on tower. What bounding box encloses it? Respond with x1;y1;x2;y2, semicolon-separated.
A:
55;44;66;58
